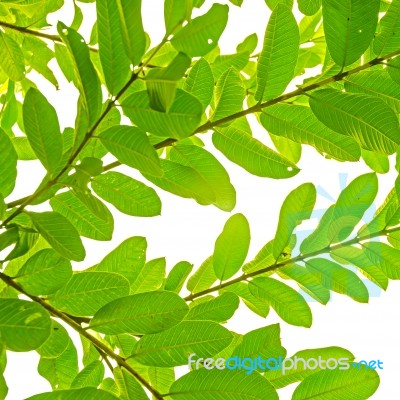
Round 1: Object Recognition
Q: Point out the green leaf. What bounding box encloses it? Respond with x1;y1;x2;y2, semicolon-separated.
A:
131;321;233;367
96;0;131;94
266;347;354;388
213;214;250;280
279;264;331;304
37;321;70;358
344;70;400;113
170;144;236;211
122;89;202;139
309;89;400;155
0;127;17;197
92;171;161;217
48;271;130;316
114;367;148;400
184;58;214;110
22;88;63;173
256;4;299;101
71;360;104;389
273;183;316;258
94;236;147;284
170;4;229;57
212;68;245;121
165;261;193;292
50;191;114;241
298;0;321;15
322;0;380;67
249;277;312;327
0;299;51;351
242;240;276;274
0;31;24;81
187;256;217;293
90;291;189;335
99;125;162;176
329;173;378;242
186;292;239;322
233;324;286;361
26;388;119;400
145;52;191;112
168;369;279;400
373;0;400;55
115;0;146;65
330;246;388;290
264;0;293;11
362;242;400;279
57;22;102;125
213;124;300;179
211;51;250;81
260;104;361;162
388;56;400;85
28;211;86;261
361;149;389;174
222;282;270;317
130;257;166;294
142;159;216;206
292;366;379;400
14;249;72;295
164;0;192;34
306;258;369;303
38;337;78;389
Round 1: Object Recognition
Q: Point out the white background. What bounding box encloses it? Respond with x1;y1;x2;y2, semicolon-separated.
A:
3;0;400;398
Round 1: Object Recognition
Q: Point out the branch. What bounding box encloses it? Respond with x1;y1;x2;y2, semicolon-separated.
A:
77;48;400;180
0;20;98;52
0;272;164;399
184;224;400;301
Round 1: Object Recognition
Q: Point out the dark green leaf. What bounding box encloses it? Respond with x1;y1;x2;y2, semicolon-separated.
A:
0;127;17;197
48;271;130;316
28;211;86;261
130;321;233;367
292;366;379;400
260;104;361;162
26;388;119;400
306;258;369;303
273;183;316;258
310;89;400;155
0;298;51;351
122;89;202;139
266;347;354;388
164;0;192;34
97;0;131;94
171;4;229;57
70;360;105;389
23;88;63;173
57;22;102;125
249;277;312;327
0;31;24;81
92;171;161;217
213;214;250;280
184;58;214;110
322;0;379;67
114;0;146;65
142;159;216;206
298;0;321;15
99;125;163;176
213;124;300;179
90;291;189;335
15;249;72;295
50;191;114;241
170;144;236;211
186;292;239;322
256;4;299;101
165;261;193;292
212;68;245;121
169;368;278;400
